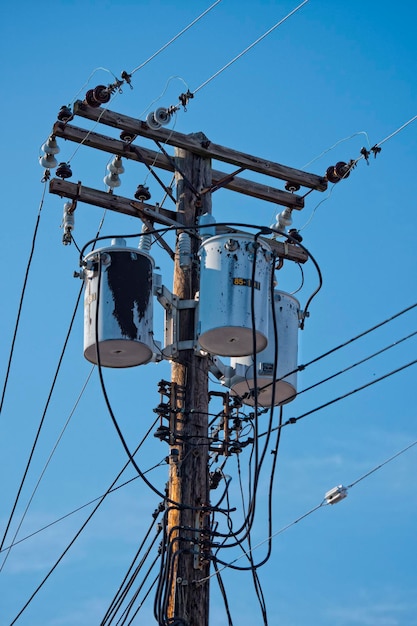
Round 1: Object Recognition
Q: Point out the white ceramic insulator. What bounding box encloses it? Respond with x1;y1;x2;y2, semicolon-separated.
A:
139;225;152;251
178;232;192;268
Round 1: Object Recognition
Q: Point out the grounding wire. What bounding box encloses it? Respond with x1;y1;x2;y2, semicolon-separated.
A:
0;284;83;556
192;0;309;95
0;365;95;571
0;183;47;416
8;411;160;625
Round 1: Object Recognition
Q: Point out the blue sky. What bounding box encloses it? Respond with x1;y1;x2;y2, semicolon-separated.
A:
1;1;417;625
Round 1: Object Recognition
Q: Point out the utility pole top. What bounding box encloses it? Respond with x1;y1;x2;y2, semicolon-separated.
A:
44;99;324;626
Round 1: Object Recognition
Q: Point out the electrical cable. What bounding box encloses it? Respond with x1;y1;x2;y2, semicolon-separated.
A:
298;183;338;231
360;114;417;157
192;1;309;96
250;300;417;403
201;435;417;583
212;408;283;565
301;131;371;169
290;262;305;295
206;247;279;551
0;183;47;415
301;302;417;369
8;413;160;625
112;555;160;625
1;198;113;562
0;449;164;553
101;523;162;625
123;573;160;626
346;438;417;489
202;500;326;582
308;113;417;193
102;516;162;622
211;402;281;562
213;563;234;626
139;77;190;120
297;114;417;232
48;1;223;165
134;1;309;122
296;329;417;399
69;67;119;105
0;365;94;571
262;357;417;437
0;284;83;556
129;1;222;75
244;251;280;539
93;253;201;509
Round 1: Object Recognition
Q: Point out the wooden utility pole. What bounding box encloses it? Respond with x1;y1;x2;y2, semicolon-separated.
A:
47;101;328;626
166;138;212;625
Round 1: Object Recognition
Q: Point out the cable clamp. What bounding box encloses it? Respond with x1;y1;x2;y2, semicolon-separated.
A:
325;485;348;505
371;145;382;158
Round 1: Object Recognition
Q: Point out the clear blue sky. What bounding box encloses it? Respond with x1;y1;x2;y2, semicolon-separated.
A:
1;1;417;625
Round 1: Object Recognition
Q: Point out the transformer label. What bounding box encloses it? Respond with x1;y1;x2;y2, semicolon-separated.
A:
232;277;260;290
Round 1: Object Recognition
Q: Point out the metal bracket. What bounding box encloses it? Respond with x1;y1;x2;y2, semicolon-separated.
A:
156;285;198;358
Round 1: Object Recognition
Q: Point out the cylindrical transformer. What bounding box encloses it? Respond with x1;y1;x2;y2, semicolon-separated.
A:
197;233;272;357
83;243;154;367
228;291;300;406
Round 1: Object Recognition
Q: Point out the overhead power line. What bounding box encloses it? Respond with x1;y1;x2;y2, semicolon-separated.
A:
0;285;84;555
296;329;417;398
0;366;95;571
8;415;161;625
192;0;309;95
0;185;47;416
280;357;417;431
0;430;164;554
129;1;222;75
